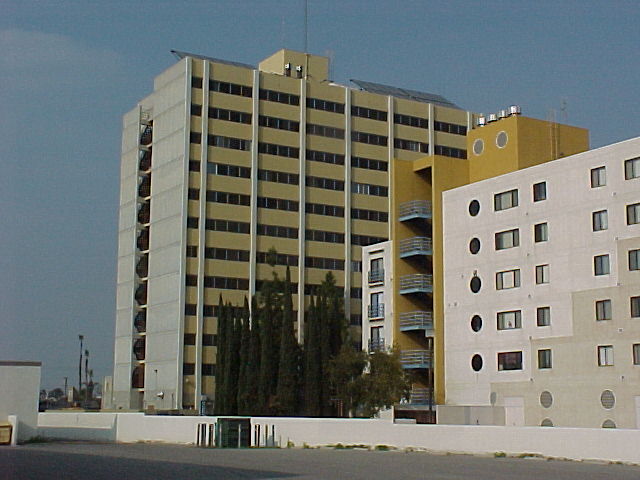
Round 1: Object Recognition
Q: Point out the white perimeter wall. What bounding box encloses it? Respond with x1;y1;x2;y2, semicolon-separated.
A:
39;412;640;464
0;363;41;441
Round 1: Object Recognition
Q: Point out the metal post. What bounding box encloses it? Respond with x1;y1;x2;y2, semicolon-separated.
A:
78;335;84;404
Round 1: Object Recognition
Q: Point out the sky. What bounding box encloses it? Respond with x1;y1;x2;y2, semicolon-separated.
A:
2;1;639;391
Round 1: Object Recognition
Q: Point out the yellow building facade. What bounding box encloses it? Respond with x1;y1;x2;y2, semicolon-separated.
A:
391;113;588;422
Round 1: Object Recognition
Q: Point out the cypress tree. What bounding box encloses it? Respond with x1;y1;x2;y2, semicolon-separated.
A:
214;295;226;414
246;296;261;413
258;280;277;414
303;294;322;416
237;298;251;415
275;267;299;415
227;303;241;415
318;280;332;416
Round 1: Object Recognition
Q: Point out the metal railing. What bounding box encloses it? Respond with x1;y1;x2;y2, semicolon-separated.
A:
399;236;432;255
400;349;432;368
368;303;385;319
399;274;432;291
409;388;431;405
399;200;431;218
368;269;385;284
399;311;433;330
368;338;385;352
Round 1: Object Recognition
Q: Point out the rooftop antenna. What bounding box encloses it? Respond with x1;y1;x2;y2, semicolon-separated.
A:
325;49;335;81
280;15;286;48
304;0;308;52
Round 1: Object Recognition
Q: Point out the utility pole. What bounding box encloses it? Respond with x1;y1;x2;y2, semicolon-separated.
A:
78;335;84;405
84;349;90;403
64;377;68;396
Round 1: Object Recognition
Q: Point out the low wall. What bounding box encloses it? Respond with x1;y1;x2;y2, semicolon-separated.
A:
38;412;640;464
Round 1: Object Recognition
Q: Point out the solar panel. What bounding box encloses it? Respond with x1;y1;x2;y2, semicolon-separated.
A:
350;79;460;109
171;50;255;70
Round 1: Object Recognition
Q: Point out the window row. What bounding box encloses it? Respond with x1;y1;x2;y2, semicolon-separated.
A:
307;97;344;114
255;251;299;267
257;196;299;212
259;115;299;132
434;144;467;159
307;123;345;139
306;229;345;243
434;121;467;136
207;162;251;178
351;181;388;197
352;131;388;146
258;142;299;158
183;363;216;376
260;88;299;105
208;79;252;97
494;182;546;211
305;256;345;270
258;169;299;185
352;105;387;121
209;107;252;124
306;175;345;191
183;333;217;346
394;138;428;153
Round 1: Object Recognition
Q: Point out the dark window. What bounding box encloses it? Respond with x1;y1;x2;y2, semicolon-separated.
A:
351;234;387;246
434;121;467;136
434;145;467;159
498;351;523;371
469;238;481;254
191;77;203;89
209;135;251;151
185;274;197;286
471;354;483;371
306;149;345;165
394;113;428;129
537;306;551;326
351;287;362;299
307;175;345;191
258;169;299;185
185;304;197;316
350;314;362;326
183;363;195;375
204;248;250;262
470;276;482;293
468;200;480;216
351;208;388;223
306;97;344;113
206;191;251;206
203;276;250;290
306;229;345;243
352;156;388;171
259;115;299;132
352;131;388;146
205;218;250;234
538;349;552;369
190;104;202;116
190;132;202;144
256;251;299;266
184;333;196;345
187;217;199;229
471;315;482;332
257;223;298;239
189;160;201;172
202;364;216;376
306;123;345;139
395;138;428;153
305;256;345;270
306;203;345;217
533;181;547;202
631;296;640;318
207;162;251;178
210;107;252;124
203;334;217;346
188;188;199;200
351;182;388;197
186;245;198;257
494;189;518;211
258;142;300;158
210;80;252;97
257;196;299;212
351;105;387;121
259;89;300;105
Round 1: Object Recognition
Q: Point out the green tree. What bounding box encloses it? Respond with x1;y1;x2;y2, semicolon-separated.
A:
275;267;300;415
226;303;242;415
214;295;226;414
327;343;367;417
359;349;410;417
246;296;261;412
237;298;251;415
303;294;322;416
257;271;281;414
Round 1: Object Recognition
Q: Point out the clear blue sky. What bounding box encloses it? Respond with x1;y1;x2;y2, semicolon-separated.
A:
2;1;639;390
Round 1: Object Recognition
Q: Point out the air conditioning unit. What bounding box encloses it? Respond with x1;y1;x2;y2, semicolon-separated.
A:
508;105;521;115
498;109;508;118
295;65;303;72
284;63;291;70
477;117;486;126
487;113;498;122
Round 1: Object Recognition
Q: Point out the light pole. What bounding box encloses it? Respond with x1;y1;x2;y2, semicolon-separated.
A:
78;335;84;404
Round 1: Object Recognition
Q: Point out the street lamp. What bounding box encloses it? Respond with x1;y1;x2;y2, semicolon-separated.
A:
78;335;84;405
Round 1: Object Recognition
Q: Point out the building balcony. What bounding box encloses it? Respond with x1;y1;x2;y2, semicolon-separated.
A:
399;311;434;336
400;349;432;369
399;200;432;222
399;236;432;259
137;201;150;224
137;228;150;251
138;175;151;198
134;310;146;333
368;338;386;353
368;269;385;285
140;125;153;146
131;365;144;389
139;150;152;172
367;303;385;319
399;274;432;295
133;337;146;361
134;283;148;306
135;255;149;279
409;388;432;405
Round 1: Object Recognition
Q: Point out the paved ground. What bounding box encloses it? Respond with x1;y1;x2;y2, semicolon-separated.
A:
1;442;639;480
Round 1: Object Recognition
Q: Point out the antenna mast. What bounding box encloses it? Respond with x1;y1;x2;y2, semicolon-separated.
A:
304;0;308;52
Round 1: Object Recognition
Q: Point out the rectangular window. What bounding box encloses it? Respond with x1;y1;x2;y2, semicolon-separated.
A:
306;175;345;191
258;169;299;185
352;105;387;121
202;364;216;376
498;351;523;371
211;80;252;98
352;156;388;172
629;249;640;271
306;229;344;243
434;121;467;136
495;228;520;250
306;202;345;218
533;182;547;201
497;310;522;330
210;135;251;151
211;107;252;124
537;306;551;326
184;333;196;345
494;189;518;211
627;203;640;225
598;345;614;366
208;162;251;178
393;113;428;129
394;138;428;153
596;299;612;321
202;334;217;346
352;131;388;146
306;97;344;113
434;145;467;159
351;182;388;197
591;166;606;187
536;264;550;284
183;363;195;375
592;210;608;231
351;208;388;223
594;254;610;276
259;88;299;105
258;142;299;158
496;269;520;290
534;222;549;242
632;296;640;318
625;157;640;180
306;123;345;139
537;349;552;369
306;149;345;166
369;292;384;319
633;344;640;365
258;115;299;131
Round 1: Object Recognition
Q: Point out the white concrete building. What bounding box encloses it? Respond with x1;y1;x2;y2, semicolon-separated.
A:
361;241;393;352
443;137;640;428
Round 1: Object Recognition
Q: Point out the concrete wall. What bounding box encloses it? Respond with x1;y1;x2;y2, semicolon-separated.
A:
38;412;640;463
0;362;41;442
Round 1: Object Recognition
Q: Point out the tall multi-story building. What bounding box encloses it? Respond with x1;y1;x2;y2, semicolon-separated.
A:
385;112;589;422
442;136;640;428
111;49;476;411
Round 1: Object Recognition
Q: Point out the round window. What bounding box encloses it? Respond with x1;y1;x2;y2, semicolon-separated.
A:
496;131;508;148
471;354;483;372
473;138;484;156
469;238;481;254
602;419;616;429
471;315;482;332
468;200;480;216
470;276;482;293
540;391;553;408
541;418;553;427
601;390;615;409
